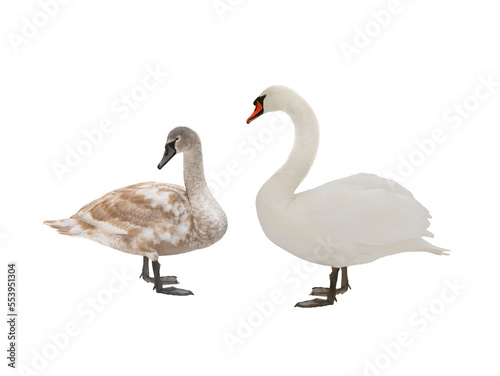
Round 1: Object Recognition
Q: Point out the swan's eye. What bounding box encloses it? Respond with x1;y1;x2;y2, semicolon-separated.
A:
253;95;266;107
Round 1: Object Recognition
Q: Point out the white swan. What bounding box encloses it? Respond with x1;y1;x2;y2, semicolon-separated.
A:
45;127;227;296
246;85;449;308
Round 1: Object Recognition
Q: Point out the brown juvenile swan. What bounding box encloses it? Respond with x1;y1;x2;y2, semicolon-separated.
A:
45;127;227;296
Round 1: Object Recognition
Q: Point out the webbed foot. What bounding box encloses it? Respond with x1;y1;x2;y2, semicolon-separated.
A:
155;286;193;296
295;298;334;308
310;283;351;296
140;273;178;285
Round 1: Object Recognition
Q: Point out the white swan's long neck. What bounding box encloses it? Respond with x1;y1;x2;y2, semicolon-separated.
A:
262;97;320;199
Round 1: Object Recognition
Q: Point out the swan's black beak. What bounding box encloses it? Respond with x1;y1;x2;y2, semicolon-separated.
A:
246;95;266;124
158;140;177;170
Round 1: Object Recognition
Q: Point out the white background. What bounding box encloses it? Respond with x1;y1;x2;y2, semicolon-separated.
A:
1;1;499;375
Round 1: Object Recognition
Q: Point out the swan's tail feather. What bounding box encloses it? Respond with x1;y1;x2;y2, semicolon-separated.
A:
427;247;451;256
424;230;435;238
419;238;451;256
44;218;87;236
410;238;450;256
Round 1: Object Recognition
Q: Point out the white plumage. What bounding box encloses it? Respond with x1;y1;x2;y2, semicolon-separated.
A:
258;173;447;267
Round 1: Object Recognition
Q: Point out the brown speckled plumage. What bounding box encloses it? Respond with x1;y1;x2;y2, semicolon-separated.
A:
45;127;227;263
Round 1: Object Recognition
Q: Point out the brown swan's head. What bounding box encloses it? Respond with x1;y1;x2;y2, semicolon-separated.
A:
158;127;201;169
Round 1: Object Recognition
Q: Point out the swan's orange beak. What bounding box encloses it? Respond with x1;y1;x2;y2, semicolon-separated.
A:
247;94;267;123
246;101;263;124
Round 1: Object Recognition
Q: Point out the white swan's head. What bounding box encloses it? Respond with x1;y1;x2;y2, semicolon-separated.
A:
158;126;201;169
246;85;300;124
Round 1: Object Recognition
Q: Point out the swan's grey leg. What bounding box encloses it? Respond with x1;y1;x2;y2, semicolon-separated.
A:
326;267;340;304
140;256;178;285
295;267;340;308
139;256;150;280
311;267;351;296
152;260;193;296
337;267;351;294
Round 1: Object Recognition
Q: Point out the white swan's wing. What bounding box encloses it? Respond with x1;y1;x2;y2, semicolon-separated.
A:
295;173;432;246
311;173;417;199
71;182;193;237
